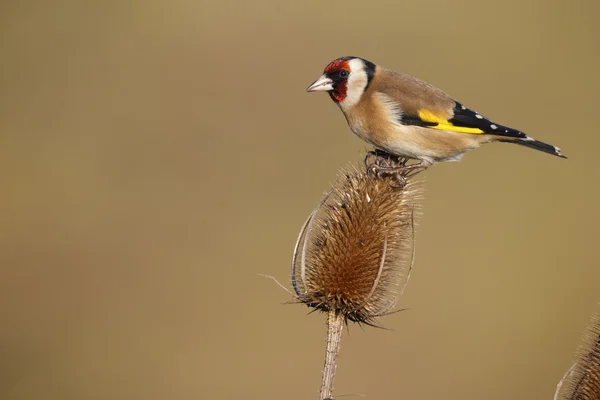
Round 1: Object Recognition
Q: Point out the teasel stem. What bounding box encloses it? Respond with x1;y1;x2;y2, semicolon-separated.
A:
321;309;345;400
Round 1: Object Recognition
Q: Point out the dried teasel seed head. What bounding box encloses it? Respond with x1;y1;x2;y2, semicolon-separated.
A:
291;155;422;325
555;309;600;400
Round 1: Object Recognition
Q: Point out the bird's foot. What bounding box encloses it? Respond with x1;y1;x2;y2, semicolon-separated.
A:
364;149;406;168
368;163;408;188
365;151;427;188
401;162;429;177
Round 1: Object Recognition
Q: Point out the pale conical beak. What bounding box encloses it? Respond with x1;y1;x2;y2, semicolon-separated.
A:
306;74;334;92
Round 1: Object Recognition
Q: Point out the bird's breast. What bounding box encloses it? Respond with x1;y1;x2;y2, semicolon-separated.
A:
344;107;401;149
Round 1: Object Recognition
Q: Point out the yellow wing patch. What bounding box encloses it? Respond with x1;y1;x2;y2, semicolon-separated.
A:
418;109;484;134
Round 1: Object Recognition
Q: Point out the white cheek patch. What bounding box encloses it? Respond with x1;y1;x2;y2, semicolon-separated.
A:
338;58;368;111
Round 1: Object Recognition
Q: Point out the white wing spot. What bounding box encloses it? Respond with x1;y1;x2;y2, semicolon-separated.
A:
475;114;483;119
490;124;497;130
461;105;466;110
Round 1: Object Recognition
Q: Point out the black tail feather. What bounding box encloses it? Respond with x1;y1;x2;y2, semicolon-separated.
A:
500;137;567;159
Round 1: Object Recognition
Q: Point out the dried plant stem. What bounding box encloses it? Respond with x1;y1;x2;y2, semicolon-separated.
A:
321;310;345;400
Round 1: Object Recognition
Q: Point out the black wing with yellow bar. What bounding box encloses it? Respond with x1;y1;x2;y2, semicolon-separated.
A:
400;101;527;138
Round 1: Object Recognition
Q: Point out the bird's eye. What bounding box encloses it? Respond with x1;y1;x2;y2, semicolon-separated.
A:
339;70;349;78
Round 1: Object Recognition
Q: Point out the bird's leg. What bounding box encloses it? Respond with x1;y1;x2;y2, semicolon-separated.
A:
367;159;429;188
365;150;405;173
365;149;431;187
402;161;430;177
367;163;408;188
364;149;398;170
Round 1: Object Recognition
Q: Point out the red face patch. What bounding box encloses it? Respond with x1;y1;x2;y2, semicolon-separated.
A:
324;59;350;74
330;81;347;102
324;59;351;103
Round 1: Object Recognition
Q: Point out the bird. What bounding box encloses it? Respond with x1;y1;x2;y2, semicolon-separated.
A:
307;56;566;169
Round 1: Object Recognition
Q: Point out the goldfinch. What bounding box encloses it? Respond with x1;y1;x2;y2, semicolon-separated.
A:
307;56;566;167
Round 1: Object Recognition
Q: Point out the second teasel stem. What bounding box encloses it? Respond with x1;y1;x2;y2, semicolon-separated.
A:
321;310;345;400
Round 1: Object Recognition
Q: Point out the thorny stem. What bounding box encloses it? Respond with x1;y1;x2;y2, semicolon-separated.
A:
320;310;345;400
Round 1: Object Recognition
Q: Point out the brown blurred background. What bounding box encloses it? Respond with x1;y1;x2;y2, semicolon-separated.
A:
1;0;599;399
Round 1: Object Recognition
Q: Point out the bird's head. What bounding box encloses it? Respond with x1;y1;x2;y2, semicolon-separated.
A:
307;56;376;109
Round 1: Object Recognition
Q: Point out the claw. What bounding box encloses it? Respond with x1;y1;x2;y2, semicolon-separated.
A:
363;150;427;187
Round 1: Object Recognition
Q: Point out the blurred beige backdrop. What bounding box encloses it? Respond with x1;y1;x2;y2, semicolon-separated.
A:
1;0;599;399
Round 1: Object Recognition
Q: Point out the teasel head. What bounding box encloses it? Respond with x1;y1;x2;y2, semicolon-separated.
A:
288;153;422;400
555;308;600;400
291;153;421;324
